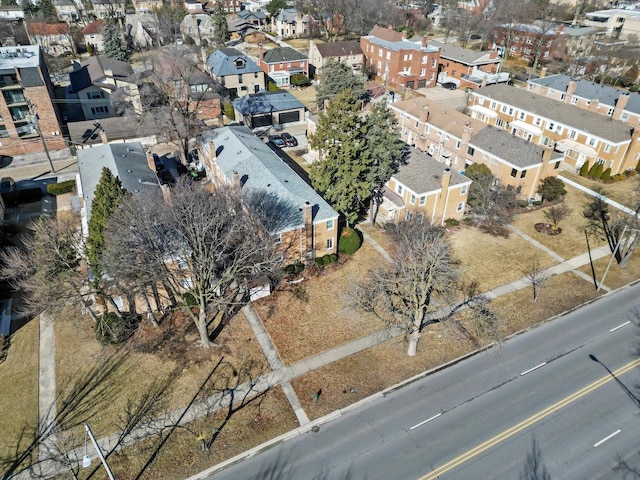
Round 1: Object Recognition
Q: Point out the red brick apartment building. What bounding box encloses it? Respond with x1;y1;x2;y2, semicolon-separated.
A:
492;23;568;63
361;26;440;89
0;45;64;158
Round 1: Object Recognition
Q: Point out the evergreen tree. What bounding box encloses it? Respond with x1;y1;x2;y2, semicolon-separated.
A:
87;167;127;275
37;0;57;21
315;59;366;108
102;19;131;62
536;176;566;203
21;0;38;16
601;167;612;182
579;161;590;177
266;0;286;18
1;0;18;6
588;162;599;178
212;0;230;45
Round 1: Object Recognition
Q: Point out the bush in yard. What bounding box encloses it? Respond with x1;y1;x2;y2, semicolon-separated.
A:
627;169;637;177
338;228;361;255
537;177;567;203
444;218;460;227
579;161;590;177
329;253;338;263
291;73;311;87
47;180;76;195
223;102;235;121
588;162;599;179
95;312;138;345
601;168;612;183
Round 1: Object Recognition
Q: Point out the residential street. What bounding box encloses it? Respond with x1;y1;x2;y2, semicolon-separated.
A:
199;284;640;480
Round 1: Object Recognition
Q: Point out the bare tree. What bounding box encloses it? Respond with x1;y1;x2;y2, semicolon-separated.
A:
531;19;558;71
543;203;572;231
103;181;280;347
351;221;499;356
523;260;548;301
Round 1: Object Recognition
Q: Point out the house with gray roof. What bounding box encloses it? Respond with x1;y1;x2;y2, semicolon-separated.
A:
207;47;266;98
237;9;266;28
76;141;161;234
196;126;339;263
70;55;141;120
381;146;472;226
271;7;311;38
180;13;216;46
309;39;364;72
233;90;305;127
469;84;640;174
527;73;640;126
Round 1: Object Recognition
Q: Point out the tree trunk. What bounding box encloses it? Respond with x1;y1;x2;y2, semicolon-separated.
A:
141;286;159;327
106;296;123;318
162;281;178;308
80;298;99;323
196;307;215;347
407;323;420;356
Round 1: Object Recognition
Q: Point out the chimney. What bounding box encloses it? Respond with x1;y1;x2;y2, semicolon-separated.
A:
402;30;407;40
462;121;473;144
421;37;427;48
613;92;630;121
100;130;108;144
589;98;600;112
540;67;547;78
303;201;312;226
419;105;429;122
147;153;156;171
441;167;451;191
232;169;241;188
565;80;577;103
303;202;313;263
259;42;264;62
481;76;487;88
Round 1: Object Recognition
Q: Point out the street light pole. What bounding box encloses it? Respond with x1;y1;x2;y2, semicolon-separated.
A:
83;423;115;480
26;99;55;173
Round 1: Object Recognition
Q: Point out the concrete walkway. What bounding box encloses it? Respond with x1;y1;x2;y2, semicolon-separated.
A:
38;312;57;460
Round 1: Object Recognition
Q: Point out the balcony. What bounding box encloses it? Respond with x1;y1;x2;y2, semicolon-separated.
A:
2;91;26;106
0;74;20;89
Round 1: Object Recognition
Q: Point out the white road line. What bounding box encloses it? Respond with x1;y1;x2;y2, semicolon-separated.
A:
410;413;442;431
520;362;547;376
610;321;631;332
594;429;622;447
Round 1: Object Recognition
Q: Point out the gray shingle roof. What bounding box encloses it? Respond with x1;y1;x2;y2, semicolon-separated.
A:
394;147;470;194
207;48;263;76
198;126;338;231
314;40;363;58
233;90;304;114
70;55;134;92
474;84;633;142
274;7;308;24
430;40;500;66
470;126;563;168
262;46;307;64
528;73;640;115
363;34;438;53
78;142;161;220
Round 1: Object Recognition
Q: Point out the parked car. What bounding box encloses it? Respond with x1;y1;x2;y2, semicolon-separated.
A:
442;82;457;90
281;132;298;147
269;135;286;148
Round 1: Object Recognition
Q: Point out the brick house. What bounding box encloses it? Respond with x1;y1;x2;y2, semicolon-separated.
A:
380;147;471;226
527;73;640;127
0;45;66;158
360;25;439;90
258;46;308;88
82;20;104;52
308;39;364;72
391;96;562;199
196;125;339;264
468;84;640;174
207;47;266;98
491;22;568;63
429;40;508;90
27;22;75;56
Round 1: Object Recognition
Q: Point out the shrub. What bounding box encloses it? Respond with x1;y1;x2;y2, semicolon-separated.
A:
291;73;311;87
537;177;566;203
95;312;138;345
444;218;460;227
627;169;637;177
593;162;604;179
321;254;333;265
601;167;612;183
579;161;590;177
329;253;338;263
338;228;362;255
314;257;324;266
47;180;76;195
223;102;235;121
533;200;543;206
517;200;529;208
630;85;639;92
267;81;280;92
588;162;599;178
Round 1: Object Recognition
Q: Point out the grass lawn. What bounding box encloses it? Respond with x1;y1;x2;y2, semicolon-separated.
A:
448;224;557;292
561;171;640;209
511;185;608;260
256;242;387;365
284;38;311;50
288;86;318;113
0;318;39;463
55;306;270;439
358;222;398;254
578;248;640;291
107;386;298;479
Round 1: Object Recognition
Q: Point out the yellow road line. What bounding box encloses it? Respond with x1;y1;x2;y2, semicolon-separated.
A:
421;357;640;480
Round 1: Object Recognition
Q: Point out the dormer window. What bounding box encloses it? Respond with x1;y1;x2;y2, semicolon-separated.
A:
235;58;245;69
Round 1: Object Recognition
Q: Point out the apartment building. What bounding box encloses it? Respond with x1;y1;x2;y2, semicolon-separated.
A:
360;25;439;90
491;23;568;63
391;96;562;199
197;126;339;264
380;147;471;226
0;45;65;157
468;84;640;174
527;74;640;126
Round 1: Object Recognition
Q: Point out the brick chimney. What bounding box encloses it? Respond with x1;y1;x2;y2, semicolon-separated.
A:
100;130;108;144
421;37;427;48
565;80;577;103
613;92;630;121
540;67;547;78
303;202;313;262
419;105;429;122
147;153;156;171
435;167;452;224
462;121;473;145
259;42;264;62
589;99;600;112
441;167;451;192
232;169;241;188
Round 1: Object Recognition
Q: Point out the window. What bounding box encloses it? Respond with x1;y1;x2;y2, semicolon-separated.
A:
421;55;427;64
588;137;597;147
510;168;517;178
420;68;426;76
534;117;541;126
467;146;475;156
410;194;416;204
417;213;424;224
403;54;408;61
518;111;525;120
521;170;526;178
0;126;8;138
457;202;464;212
461;184;467;195
604;143;611;153
419;196;426;205
554;161;560;169
238;74;243;84
496;118;504;127
405;210;413;221
386;52;391;60
397;184;403;195
327;219;334;230
415;120;419;128
87;91;105;99
172;79;183;88
571;96;578;105
326;238;334;250
274;232;282;244
491;101;497;109
456;140;461;149
569;130;576;139
91;106;108;114
621;113;629;122
547;121;555;131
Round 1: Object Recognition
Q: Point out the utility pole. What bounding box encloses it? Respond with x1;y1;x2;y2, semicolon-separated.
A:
84;423;116;480
26;99;55;173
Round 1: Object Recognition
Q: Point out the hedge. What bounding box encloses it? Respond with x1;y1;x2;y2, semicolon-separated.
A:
46;180;76;195
338;228;362;255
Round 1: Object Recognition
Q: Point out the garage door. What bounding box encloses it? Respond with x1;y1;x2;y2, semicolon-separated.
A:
251;114;272;128
279;111;300;124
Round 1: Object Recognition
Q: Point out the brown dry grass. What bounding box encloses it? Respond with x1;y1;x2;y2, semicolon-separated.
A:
55;306;269;437
490;271;604;335
291;322;475;420
578;250;640;290
0;318;39;461
358;222;398;254
448;224;557;292
511;185;608;259
561;171;640;209
284;38;311;50
287;86;318;112
256;242;386;364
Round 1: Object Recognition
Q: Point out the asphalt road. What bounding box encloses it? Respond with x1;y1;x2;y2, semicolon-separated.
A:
203;283;640;480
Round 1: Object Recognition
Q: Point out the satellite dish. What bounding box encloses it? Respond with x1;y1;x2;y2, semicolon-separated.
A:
82;455;91;468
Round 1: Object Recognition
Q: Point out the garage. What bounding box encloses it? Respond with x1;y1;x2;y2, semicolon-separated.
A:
250;114;272;128
279;111;300;124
